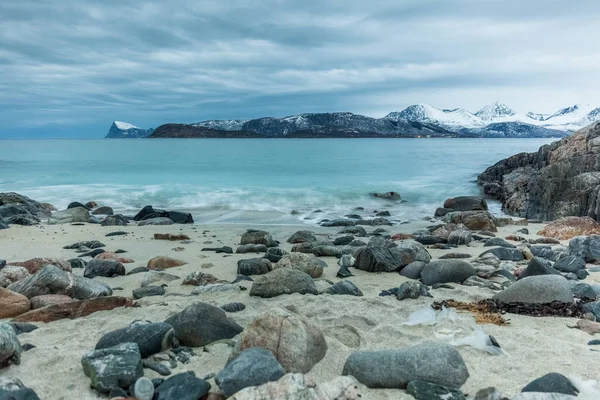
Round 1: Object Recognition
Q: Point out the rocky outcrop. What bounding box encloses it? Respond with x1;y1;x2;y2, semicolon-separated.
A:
478;122;600;221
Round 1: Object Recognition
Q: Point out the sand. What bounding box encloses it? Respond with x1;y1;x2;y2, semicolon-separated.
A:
1;220;600;399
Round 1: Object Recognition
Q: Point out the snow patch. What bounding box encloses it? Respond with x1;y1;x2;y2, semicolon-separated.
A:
114;121;139;130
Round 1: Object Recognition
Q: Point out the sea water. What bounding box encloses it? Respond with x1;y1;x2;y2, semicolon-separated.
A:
0;138;555;225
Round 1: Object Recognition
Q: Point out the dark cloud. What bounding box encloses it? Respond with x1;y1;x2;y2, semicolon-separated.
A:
0;0;599;137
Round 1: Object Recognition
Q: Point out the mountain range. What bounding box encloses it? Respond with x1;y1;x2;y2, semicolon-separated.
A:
106;102;600;139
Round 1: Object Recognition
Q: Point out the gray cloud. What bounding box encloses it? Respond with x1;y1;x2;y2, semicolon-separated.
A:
1;0;599;137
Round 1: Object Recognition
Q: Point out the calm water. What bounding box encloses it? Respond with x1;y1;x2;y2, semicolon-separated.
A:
0;138;553;224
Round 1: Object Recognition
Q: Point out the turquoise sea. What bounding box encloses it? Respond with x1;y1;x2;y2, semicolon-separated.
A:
0;138;554;224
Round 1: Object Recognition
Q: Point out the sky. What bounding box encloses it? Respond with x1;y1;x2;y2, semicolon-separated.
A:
1;0;599;138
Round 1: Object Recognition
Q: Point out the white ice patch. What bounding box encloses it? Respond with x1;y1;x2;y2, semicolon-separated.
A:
114;121;139;130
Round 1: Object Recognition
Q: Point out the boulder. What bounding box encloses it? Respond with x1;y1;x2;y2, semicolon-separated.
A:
342;341;469;389
138;217;174;226
493;275;574;304
448;211;497;232
236;244;268;254
230;308;326;373
153;371;211;400
287;231;318;244
354;246;417;273
181;271;226;286
407;381;466;400
521;373;579;396
92;206;114;215
0;288;30;318
48;207;90;225
264;247;288;263
216;347;286;398
0;323;22;367
568;235;600;262
164;302;243;347
447;230;472;246
518;257;561;280
84;259;126;278
147;256;186;270
399;261;427;279
140;271;180;287
275;253;326;278
581;301;600;321
396;281;432;300
132;286;166;299
154;233;190;241
250;269;318;298
0;192;53;217
133;205;193;224
322;280;363;296
484;238;516;248
444;196;487;212
479;247;524;261
10;257;71;274
101;214;129;226
12;296;134;323
553;256;586;273
95;321;175;358
0;377;40;399
538;217;600;240
0;266;29;288
371;191;401;200
81;342;143;394
240;230;278;247
420;260;476;286
30;294;75;309
339;226;367;236
237;258;273;276
94;252;134;263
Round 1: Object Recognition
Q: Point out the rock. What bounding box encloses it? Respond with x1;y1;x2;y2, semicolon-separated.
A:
399;261;427;279
78;248;105;258
522;373;579;395
92;206;114;215
439;253;472;259
147;256;186;270
133;205;193;224
568;235;600;262
275;253;325;278
231;308;326;373
414;235;445;245
264;247;288;263
101;214;129;226
479;247;524;261
484;238;516;248
356;217;393;226
553;256;586;273
287;231;318;244
133;377;154;400
191;283;242;295
153;371;211;400
353;246;417;273
320;219;356;227
448;211;497;232
511;393;577;400
164;302;243;347
0;376;41;399
250;268;318;298
371;191;401;200
216;347;286;397
30;294;74;309
181;271;225;286
64;240;105;249
241;230;278;247
154;233;190;241
420;260;476;286
236;244;268;254
81;342;143;394
10;257;71;274
138;217;174;226
447;230;472;246
406;380;466;400
8;265;112;300
518;257;561;280
573;283;597;299
538;217;600;240
68;258;87;269
0;323;22;367
12;296;133;323
48;207;89;224
493;275;574;304
127;266;149;275
229;374;361;400
581;301;600;321
96;321;175;358
237;258;273;276
132;286;166;299
0;266;29;288
94;252;134;263
221;302;246;313
342;341;469;389
322;280;363;296
463;276;504;291
396;281;432;300
140;271;180;287
84;259;126;278
339;226;367;236
530;246;561;261
143;359;171;376
333;236;355;246
444;196;487;212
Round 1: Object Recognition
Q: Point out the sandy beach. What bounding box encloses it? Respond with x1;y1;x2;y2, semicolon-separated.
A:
1;218;600;399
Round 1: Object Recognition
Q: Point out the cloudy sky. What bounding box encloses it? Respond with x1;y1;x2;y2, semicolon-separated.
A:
1;0;599;137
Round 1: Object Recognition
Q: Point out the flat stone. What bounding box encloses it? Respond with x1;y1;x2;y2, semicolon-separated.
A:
250;268;318;298
96;321;175;358
479;247;524;261
154;371;211;400
81;342;143;394
12;296;134;323
132;285;166;299
322;280;363;296
493;275;574;304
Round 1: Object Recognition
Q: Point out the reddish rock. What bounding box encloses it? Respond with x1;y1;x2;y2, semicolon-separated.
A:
30;294;75;309
391;233;414;241
147;256;186;270
537;217;600;240
0;287;31;318
95;252;135;263
154;233;191;241
11;258;72;274
505;235;526;241
12;296;134;323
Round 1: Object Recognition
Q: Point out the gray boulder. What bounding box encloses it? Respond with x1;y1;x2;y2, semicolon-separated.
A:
275;253;326;278
407;380;466;400
522;373;579;396
154;371;211;400
342;341;469;389
444;196;487;211
479;247;524;261
215;347;285;398
92;206;114;215
399;261;427;279
396;281;432;300
0;323;22;367
164;302;243;347
287;230;318;244
554;256;586;273
95;321;175;358
264;247;288;263
581;301;600;321
241;230;278;247
354;246;418;273
84;259;126;278
493;275;574;304
48;207;90;225
250;268;318;298
101;214;129;226
447;230;472;246
571;283;596;299
518;257;561;280
420;260;476;286
236;244;268;254
132;286;165;299
322;280;363;296
0;377;40;400
569;235;600;262
339;226;367;236
237;258;273;276
484;238;516;248
81;342;143;394
138;217;174;226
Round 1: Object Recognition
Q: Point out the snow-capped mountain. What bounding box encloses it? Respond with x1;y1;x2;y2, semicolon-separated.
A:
105;121;154;138
386;104;485;130
475;101;517;121
192;119;248;131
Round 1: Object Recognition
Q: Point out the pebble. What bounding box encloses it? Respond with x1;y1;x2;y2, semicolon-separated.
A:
134;377;155;400
143;359;172;376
